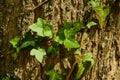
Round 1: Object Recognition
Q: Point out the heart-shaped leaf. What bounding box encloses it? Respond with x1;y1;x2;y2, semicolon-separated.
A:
9;36;20;48
46;69;62;80
29;23;44;37
63;39;80;51
36;18;45;27
30;48;46;63
64;29;75;39
43;24;53;38
54;36;63;44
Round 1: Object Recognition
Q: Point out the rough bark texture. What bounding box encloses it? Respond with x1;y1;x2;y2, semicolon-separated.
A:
0;0;120;80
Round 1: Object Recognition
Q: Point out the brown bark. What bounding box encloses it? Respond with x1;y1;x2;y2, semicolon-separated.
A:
0;0;120;80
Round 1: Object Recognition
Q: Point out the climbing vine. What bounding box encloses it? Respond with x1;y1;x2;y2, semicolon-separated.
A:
9;0;110;79
10;18;94;80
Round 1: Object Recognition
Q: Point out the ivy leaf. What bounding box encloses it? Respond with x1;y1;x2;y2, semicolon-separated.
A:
9;36;20;48
43;24;53;38
30;48;46;63
47;43;59;55
74;49;81;55
75;52;94;80
29;23;44;36
73;22;84;32
99;7;110;28
63;39;79;51
103;7;110;18
87;21;97;28
89;0;100;9
29;18;45;36
64;29;75;39
46;69;62;80
54;36;63;44
75;56;84;80
89;0;110;28
29;18;53;38
9;36;20;59
58;28;66;40
82;52;94;65
47;46;56;55
81;52;94;77
20;41;35;49
36;18;45;27
62;21;73;29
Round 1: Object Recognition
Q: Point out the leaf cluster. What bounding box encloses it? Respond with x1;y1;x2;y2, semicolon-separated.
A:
54;21;83;50
89;0;110;28
10;18;95;80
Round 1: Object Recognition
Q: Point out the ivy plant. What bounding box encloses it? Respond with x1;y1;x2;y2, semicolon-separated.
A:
89;0;110;28
10;18;95;80
54;21;83;50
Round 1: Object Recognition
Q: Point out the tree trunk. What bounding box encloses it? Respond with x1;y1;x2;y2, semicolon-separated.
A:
0;0;120;80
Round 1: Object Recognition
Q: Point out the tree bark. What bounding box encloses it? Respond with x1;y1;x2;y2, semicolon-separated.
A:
0;0;120;80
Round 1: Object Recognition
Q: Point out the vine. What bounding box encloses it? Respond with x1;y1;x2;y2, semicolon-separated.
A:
10;18;94;80
9;0;110;79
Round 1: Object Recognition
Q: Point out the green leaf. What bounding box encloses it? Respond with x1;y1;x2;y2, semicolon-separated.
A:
75;62;84;80
74;49;81;55
75;52;94;80
64;29;75;39
73;22;83;32
99;7;110;28
46;69;62;80
47;43;59;55
23;31;36;41
54;36;63;44
13;47;20;59
62;21;73;29
1;77;11;80
10;36;20;59
75;56;84;80
13;52;18;59
103;7;110;18
36;18;45;27
9;36;20;48
58;28;66;40
87;21;97;28
43;24;53;38
29;18;53;38
30;48;46;63
89;0;100;9
20;41;35;49
96;8;105;28
81;52;94;77
89;0;110;28
63;39;79;51
82;52;94;64
29;23;44;36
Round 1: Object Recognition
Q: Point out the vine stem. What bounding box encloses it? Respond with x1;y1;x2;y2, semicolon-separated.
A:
65;61;77;80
